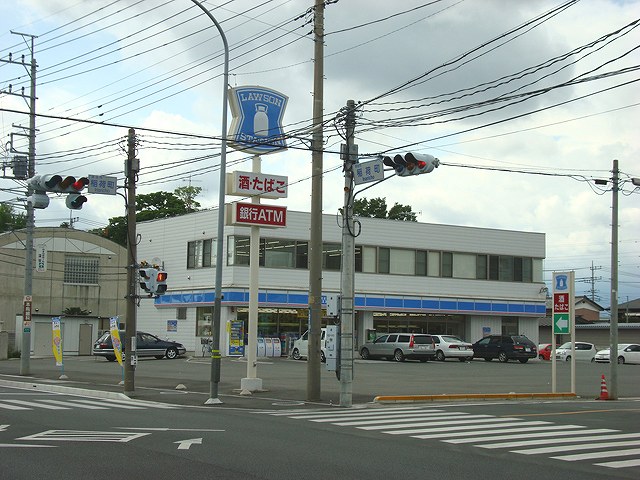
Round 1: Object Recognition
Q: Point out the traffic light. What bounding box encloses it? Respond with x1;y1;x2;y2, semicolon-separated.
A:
155;270;168;295
382;152;440;177
139;267;157;294
26;174;90;210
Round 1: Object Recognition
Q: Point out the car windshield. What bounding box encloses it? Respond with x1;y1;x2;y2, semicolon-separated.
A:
512;336;531;344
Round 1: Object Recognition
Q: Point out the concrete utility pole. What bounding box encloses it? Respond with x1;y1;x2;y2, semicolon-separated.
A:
124;128;138;396
307;0;324;402
339;100;357;407
609;159;619;400
12;32;38;376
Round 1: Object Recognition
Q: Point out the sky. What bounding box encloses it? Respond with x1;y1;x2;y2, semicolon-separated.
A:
0;0;639;311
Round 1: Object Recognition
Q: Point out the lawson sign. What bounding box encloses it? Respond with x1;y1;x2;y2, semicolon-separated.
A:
228;86;288;155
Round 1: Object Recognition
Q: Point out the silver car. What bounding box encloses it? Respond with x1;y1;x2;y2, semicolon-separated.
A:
359;333;435;362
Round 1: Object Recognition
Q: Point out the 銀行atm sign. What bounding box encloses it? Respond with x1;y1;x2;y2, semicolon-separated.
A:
230;202;287;228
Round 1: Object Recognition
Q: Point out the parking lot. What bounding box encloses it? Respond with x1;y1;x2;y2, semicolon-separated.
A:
1;353;638;407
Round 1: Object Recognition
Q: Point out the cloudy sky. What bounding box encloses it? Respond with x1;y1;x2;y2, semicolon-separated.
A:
1;0;639;309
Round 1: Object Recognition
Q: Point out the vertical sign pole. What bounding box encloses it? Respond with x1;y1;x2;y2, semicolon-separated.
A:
569;271;576;394
241;155;263;394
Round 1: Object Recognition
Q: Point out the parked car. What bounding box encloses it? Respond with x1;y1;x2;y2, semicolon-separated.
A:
555;341;596;362
359;333;436;362
93;331;186;361
594;343;640;364
431;334;473;362
471;335;537;363
538;343;553;361
291;328;326;362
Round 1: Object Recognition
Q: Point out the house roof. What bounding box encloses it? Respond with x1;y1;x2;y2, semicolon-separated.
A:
575;295;605;311
618;297;640;311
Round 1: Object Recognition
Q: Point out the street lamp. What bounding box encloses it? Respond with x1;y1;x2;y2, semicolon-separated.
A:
189;0;229;405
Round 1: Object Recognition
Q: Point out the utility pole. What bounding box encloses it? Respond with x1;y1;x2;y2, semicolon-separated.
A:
1;32;39;376
124;128;138;396
307;0;324;402
339;100;357;407
609;159;619;400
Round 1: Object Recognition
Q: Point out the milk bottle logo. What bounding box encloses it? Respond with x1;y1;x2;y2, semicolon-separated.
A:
228;86;288;155
254;103;269;137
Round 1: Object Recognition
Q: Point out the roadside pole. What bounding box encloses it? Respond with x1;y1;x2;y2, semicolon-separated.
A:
339;100;357;407
124;128;138;396
609;159;619;400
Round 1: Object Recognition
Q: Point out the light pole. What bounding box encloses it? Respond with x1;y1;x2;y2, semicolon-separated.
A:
189;0;229;405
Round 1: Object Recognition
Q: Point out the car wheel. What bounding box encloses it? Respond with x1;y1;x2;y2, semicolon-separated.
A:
565;355;571;362
484;357;492;362
498;352;508;363
518;358;529;363
590;357;595;363
360;348;370;360
393;349;405;362
435;350;445;362
292;348;301;360
165;347;179;360
106;355;116;362
320;351;326;363
618;356;625;364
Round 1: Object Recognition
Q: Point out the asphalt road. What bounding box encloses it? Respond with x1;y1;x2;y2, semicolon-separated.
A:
0;354;638;408
1;383;639;480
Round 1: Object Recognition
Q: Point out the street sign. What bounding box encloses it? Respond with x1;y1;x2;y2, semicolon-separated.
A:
228;86;288;155
229;202;287;228
88;175;117;195
354;159;384;185
552;272;574;335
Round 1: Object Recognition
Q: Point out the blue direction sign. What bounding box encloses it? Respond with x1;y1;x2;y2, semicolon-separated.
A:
228;86;288;155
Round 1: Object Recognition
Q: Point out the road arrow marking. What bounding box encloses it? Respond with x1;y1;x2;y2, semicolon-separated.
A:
175;438;202;450
0;425;9;432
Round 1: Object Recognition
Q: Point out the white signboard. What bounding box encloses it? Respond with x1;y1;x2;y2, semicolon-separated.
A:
354;159;384;185
226;171;288;199
88;175;117;195
36;243;47;272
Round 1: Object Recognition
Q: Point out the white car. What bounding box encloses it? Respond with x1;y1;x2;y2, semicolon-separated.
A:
594;343;640;364
555;341;596;362
291;328;327;362
431;334;473;362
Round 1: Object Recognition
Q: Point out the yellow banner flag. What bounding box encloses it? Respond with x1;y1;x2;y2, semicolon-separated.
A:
109;316;123;367
51;317;63;367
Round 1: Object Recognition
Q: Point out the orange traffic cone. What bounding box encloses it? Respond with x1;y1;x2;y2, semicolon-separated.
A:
597;374;609;400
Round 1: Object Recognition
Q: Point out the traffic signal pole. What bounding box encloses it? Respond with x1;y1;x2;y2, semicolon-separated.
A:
339;100;357;407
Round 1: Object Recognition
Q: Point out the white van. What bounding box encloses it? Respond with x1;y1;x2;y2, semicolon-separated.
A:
291;328;326;362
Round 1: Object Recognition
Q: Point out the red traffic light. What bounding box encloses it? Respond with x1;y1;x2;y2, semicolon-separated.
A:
71;177;89;192
156;271;167;282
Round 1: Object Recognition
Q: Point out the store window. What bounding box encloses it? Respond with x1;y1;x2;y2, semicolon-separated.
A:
64;255;99;284
502;317;518;336
264;239;296;268
390;249;415;275
442;252;453;278
196;307;213;337
323;243;341;270
453;253;476;279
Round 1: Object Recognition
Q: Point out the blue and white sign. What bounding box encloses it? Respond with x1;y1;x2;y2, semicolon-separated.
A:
354;159;384;185
228;86;288;155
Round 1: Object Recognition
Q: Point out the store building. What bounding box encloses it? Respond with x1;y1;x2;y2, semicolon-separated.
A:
135;208;547;355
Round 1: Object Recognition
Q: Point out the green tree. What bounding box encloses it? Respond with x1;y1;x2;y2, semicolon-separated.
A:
353;197;417;222
90;187;202;246
0;203;27;233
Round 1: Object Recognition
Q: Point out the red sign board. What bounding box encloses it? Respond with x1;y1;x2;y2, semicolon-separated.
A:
553;293;569;313
232;202;287;228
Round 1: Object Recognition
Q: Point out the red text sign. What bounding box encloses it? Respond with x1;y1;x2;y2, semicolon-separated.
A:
232;202;287;227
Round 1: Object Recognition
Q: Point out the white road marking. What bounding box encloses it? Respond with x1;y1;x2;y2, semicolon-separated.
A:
175;438;203;450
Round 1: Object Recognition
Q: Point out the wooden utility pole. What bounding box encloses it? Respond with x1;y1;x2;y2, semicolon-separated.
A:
124;128;138;396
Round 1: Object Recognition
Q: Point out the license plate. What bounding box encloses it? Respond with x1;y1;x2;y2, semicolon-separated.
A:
460;346;467;350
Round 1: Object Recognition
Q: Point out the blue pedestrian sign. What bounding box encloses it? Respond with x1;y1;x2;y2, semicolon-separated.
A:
228;86;288;155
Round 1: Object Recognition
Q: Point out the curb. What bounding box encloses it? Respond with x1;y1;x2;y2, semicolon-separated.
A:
0;378;131;401
374;392;578;403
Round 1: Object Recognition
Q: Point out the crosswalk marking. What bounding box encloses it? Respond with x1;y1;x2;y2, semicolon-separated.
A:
553;447;640;462
0;396;179;411
264;406;640;471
